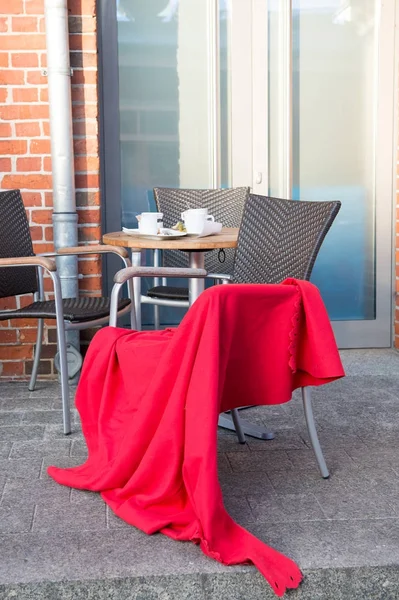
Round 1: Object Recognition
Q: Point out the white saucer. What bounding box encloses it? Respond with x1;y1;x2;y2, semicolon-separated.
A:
185;222;223;237
122;227;187;240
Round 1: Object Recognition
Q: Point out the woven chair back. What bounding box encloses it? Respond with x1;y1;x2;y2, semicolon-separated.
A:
233;194;341;284
0;189;38;298
153;187;249;274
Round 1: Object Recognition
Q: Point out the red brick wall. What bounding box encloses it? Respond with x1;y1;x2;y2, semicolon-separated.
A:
0;0;101;379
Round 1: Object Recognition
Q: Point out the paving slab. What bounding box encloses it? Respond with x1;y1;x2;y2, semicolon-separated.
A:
0;442;11;459
0;425;45;442
0;458;42;480
0;349;399;599
10;439;71;459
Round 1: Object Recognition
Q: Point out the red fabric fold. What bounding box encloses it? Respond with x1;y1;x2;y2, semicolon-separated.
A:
48;279;344;596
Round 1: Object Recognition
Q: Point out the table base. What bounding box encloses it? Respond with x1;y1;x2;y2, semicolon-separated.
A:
218;414;275;440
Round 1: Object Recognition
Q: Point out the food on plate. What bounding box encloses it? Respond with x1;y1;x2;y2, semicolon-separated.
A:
172;221;186;232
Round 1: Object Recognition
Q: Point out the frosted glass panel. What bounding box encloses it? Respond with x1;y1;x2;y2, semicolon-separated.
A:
292;0;377;320
220;4;231;187
117;1;230;228
268;0;283;198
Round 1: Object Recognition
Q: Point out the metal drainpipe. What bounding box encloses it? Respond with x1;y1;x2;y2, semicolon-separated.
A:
44;0;81;376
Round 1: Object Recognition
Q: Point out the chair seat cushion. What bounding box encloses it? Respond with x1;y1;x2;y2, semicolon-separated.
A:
147;285;189;301
0;296;131;323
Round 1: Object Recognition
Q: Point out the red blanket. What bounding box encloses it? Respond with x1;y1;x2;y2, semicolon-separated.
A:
49;279;344;596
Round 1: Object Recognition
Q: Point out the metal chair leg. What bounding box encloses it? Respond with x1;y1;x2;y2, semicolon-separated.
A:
127;278;137;330
231;408;246;444
58;330;71;435
51;272;71;435
302;386;329;478
29;274;45;392
153;249;161;330
154;305;160;330
28;318;44;391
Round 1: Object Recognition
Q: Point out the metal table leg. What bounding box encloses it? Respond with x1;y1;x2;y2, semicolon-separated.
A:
131;250;142;331
188;251;205;304
187;251;274;441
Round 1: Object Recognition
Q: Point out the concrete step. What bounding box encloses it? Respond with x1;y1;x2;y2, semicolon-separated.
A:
1;566;399;600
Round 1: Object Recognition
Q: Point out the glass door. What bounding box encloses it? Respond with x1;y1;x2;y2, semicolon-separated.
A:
102;0;233;325
100;0;395;343
230;0;396;348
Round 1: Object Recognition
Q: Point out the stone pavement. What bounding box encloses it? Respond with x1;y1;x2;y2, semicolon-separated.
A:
1;349;399;599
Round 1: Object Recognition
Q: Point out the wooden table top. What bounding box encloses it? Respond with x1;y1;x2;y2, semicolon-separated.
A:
103;227;239;251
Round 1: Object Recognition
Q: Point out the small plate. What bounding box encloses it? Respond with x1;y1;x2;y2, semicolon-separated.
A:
122;227;187;240
185;222;223;237
122;227;140;234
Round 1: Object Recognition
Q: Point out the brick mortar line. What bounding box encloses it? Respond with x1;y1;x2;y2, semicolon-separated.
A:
0;168;100;174
0;33;96;38
0;137;98;141
0;92;98;97
8;166;101;170
0;101;98;106
26;206;100;213
0;108;95;113
0;48;96;51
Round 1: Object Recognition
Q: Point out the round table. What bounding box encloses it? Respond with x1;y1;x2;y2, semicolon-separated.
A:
102;227;272;441
103;227;239;323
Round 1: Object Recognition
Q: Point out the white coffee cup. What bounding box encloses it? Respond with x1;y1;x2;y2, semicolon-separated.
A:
181;209;214;234
137;212;163;235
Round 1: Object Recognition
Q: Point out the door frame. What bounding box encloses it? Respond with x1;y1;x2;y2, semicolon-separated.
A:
230;0;397;348
97;0;124;292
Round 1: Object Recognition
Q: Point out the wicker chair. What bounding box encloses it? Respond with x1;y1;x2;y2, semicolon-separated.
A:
0;190;135;435
141;187;249;328
213;194;341;477
108;194;340;477
231;194;341;284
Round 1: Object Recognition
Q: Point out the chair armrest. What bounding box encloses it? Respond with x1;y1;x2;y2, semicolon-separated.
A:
114;266;207;285
58;245;129;259
39;245;129;260
0;257;68;333
0;256;57;272
110;266;207;328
